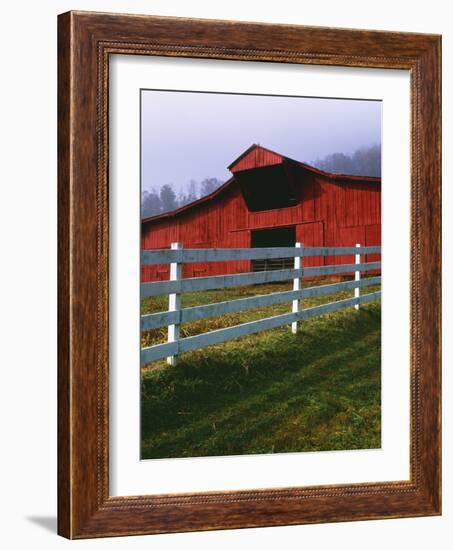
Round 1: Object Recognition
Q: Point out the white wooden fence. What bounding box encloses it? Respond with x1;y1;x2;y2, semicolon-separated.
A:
141;243;381;366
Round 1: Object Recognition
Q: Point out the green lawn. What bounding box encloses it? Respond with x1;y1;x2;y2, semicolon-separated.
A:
141;279;381;459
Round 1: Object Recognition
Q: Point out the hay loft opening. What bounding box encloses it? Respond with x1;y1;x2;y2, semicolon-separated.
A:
228;144;299;212
233;164;298;212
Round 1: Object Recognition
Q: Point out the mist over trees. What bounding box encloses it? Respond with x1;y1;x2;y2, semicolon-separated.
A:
141;188;162;218
141;177;223;218
141;144;381;218
159;184;178;212
311;144;381;177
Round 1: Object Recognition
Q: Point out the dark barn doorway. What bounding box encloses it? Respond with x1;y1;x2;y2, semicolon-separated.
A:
251;226;296;272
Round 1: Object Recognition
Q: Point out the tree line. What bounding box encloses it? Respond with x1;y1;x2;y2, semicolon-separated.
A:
311;143;381;178
141;144;381;218
141;177;223;218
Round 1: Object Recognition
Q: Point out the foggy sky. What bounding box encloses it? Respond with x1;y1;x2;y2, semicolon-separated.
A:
141;90;381;193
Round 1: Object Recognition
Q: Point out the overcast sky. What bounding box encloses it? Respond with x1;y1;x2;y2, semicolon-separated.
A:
141;90;381;193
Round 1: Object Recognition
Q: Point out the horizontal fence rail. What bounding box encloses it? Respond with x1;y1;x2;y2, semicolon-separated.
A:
140;243;381;366
141;262;381;298
141;291;381;365
141;245;381;265
141;276;381;331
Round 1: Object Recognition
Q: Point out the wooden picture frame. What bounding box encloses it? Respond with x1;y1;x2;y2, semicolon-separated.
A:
58;10;441;539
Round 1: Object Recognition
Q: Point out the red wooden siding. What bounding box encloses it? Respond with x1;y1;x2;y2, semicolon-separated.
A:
141;145;381;282
297;221;324;267
229;144;284;173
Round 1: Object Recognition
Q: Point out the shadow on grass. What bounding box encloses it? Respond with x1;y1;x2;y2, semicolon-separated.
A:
141;304;381;459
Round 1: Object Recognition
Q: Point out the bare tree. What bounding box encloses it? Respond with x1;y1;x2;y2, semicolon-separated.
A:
187;179;199;202
177;179;199;207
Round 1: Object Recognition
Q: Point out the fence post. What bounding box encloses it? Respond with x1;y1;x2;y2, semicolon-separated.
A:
355;243;360;310
291;242;302;334
167;242;183;366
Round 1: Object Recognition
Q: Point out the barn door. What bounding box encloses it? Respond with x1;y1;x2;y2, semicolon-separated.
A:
251;226;296;271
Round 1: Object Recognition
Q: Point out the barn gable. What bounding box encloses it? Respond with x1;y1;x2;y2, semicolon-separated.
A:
228;144;284;173
141;143;381;282
228;145;299;212
141;143;380;225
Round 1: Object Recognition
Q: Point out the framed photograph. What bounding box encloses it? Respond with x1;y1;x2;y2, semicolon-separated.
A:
58;11;441;538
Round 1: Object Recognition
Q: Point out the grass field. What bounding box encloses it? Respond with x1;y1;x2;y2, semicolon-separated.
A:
141;279;381;460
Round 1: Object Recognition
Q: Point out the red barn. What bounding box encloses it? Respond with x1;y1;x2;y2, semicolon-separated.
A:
141;144;381;281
